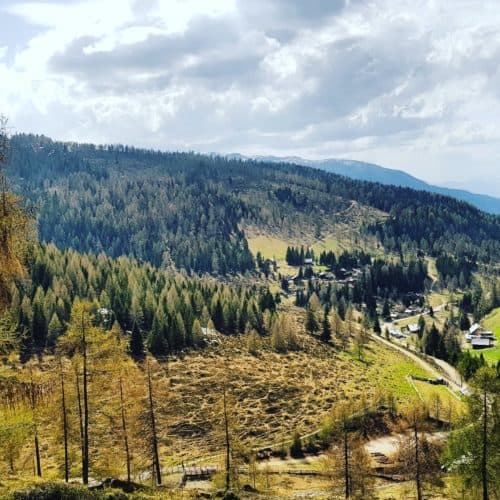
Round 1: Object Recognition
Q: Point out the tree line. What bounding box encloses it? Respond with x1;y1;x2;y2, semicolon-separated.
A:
8;244;277;360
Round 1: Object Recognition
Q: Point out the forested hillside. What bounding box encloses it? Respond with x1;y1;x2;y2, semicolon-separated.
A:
10;244;276;358
7;134;500;276
2;132;500;499
250;155;500;215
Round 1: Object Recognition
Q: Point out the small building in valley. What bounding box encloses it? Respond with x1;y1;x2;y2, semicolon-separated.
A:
469;323;481;335
408;323;421;334
471;337;492;349
479;330;494;339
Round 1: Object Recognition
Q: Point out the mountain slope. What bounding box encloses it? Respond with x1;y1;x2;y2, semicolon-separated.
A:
7;134;500;274
243;155;500;215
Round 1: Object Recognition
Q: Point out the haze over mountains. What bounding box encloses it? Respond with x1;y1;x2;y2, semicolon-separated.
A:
229;154;500;215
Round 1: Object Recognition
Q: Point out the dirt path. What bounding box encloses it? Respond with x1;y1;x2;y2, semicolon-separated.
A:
172;430;450;477
365;431;447;457
382;303;446;331
432;357;466;390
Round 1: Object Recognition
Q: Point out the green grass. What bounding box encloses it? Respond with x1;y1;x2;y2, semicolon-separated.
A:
426;257;438;282
412;380;465;417
247;234;291;260
469;307;500;364
427;291;451;308
341;342;431;401
311;234;346;255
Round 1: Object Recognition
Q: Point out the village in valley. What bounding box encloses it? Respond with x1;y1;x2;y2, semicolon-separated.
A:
260;243;497;358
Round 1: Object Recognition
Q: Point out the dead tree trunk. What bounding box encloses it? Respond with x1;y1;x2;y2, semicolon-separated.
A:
481;387;489;500
81;312;89;485
59;361;69;482
119;377;131;483
29;367;42;477
147;360;161;485
343;419;350;499
413;415;422;500
223;384;231;492
75;368;84;479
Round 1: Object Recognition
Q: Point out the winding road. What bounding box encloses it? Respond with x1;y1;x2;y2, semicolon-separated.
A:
377;307;469;396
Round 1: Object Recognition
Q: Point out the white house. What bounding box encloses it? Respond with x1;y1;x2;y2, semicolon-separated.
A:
471;337;492;349
408;323;421;334
389;328;404;339
479;330;494;339
469;323;481;335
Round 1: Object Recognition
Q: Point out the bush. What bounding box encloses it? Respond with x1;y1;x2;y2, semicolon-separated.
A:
12;483;104;500
303;437;320;455
11;483;129;500
289;431;304;458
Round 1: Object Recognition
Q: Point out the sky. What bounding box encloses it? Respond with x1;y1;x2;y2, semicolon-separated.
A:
1;0;500;196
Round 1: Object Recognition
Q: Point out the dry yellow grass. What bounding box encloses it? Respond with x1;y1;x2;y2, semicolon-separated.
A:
158;323;433;465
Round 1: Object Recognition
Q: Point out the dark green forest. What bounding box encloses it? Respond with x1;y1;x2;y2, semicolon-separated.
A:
9;244;276;359
7;134;500;277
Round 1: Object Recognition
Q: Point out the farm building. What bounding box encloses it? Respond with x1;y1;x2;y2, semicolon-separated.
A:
408;323;421;334
469;323;481;335
389;328;404;339
471;337;493;349
479;330;494;339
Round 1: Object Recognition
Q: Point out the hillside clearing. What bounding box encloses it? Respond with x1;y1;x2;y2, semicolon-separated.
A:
154;330;433;465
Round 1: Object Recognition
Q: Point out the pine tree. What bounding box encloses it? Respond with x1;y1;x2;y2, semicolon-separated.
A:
129;321;143;359
47;313;64;347
192;318;203;346
446;367;500;499
382;299;391;319
459;312;471;331
423;323;441;357
320;307;332;343
305;308;319;335
32;301;47;352
290;431;303;458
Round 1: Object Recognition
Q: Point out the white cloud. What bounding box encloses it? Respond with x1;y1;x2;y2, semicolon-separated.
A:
2;0;500;195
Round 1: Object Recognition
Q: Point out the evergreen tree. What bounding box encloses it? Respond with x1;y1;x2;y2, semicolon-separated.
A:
459;312;471;331
445;367;500;498
129;321;144;359
320;307;332;343
47;313;64;347
305;308;319;336
382;299;391;320
423;323;442;358
290;431;304;458
32;302;47;352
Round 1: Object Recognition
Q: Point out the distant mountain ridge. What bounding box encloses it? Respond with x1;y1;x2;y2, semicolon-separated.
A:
228;154;500;215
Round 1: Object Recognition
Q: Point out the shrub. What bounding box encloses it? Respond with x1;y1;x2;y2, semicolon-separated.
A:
12;483;103;500
289;431;304;458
